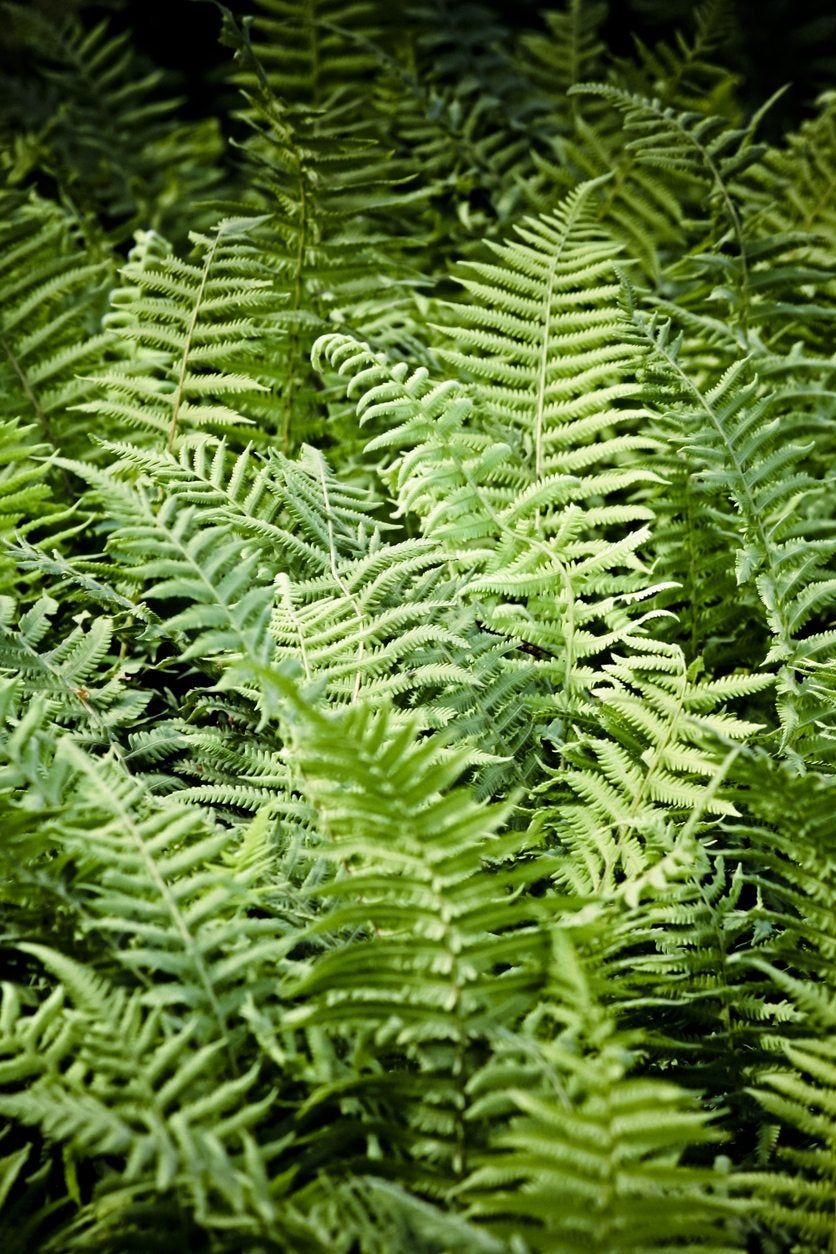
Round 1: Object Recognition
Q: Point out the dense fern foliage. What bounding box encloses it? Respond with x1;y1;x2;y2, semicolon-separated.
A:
0;0;834;1249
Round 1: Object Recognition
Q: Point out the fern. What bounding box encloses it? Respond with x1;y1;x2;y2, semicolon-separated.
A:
247;0;382;105
277;691;549;1183
741;1038;836;1249
314;189;673;697
0;5;227;244
225;6;426;451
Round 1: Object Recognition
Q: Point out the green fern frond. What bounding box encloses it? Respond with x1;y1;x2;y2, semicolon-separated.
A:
630;309;836;753
315;291;670;697
571;82;770;332
0;947;286;1243
542;637;770;894
462;932;744;1252
248;0;382;105
279;694;549;1179
0;7;226;244
739;1038;836;1249
0;594;148;739
0;4;833;1247
224;8;426;451
77;216;276;452
518;1;607;101
0;418;53;591
0;190;111;453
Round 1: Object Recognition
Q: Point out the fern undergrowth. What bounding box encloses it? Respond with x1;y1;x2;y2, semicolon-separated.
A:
0;0;833;1249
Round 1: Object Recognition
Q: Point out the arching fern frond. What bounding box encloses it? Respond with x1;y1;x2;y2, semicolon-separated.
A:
314;188;673;698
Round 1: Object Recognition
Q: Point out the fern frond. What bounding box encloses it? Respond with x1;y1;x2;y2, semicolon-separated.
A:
280;694;549;1179
77;217;276;452
0;8;226;243
14;741;293;1031
248;0;382;105
631;310;836;753
315;273;670;698
462;932;744;1252
0;190;111;453
0;948;287;1243
571;83;769;333
543;638;770;895
224;9;426;450
739;1038;836;1248
518;1;607;101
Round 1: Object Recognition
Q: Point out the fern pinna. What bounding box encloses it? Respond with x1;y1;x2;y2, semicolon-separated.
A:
0;0;833;1250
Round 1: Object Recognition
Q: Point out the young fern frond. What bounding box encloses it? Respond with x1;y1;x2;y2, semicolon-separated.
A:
315;216;672;700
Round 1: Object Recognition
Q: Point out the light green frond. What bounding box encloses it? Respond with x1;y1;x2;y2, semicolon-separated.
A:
77;217;276;451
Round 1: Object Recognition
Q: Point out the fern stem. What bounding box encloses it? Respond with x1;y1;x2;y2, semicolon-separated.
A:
533;247;558;487
315;451;366;702
645;98;751;338
0;333;54;444
166;228;221;453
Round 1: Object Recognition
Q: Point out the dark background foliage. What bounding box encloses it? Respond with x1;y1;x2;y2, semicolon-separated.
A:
3;0;835;133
